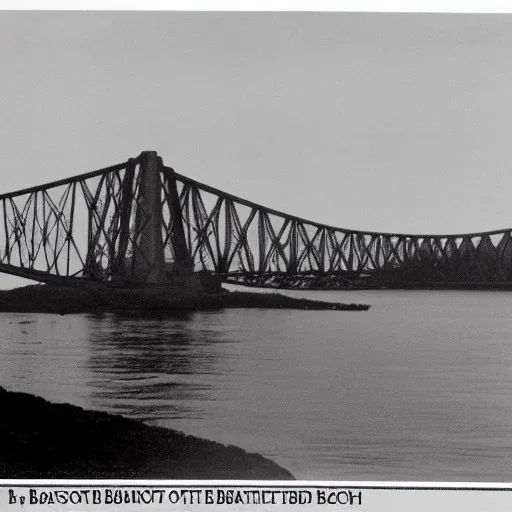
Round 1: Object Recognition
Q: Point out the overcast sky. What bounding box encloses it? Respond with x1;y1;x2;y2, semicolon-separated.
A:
0;12;510;239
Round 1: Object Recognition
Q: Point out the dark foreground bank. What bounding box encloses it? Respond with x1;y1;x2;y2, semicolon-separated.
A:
0;284;370;313
0;387;294;479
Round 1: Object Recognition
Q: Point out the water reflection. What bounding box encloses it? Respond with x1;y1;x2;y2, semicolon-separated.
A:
85;311;226;423
4;291;512;480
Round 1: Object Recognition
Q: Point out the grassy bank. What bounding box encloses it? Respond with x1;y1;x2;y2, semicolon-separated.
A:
223;291;370;310
0;284;370;313
0;387;294;479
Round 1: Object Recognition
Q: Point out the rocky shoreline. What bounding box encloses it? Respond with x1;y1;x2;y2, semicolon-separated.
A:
0;284;370;314
0;387;294;479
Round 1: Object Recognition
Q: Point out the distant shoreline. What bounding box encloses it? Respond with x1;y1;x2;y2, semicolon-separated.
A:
0;284;370;314
0;387;294;479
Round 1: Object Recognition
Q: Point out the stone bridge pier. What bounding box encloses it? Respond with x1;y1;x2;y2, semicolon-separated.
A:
120;151;203;298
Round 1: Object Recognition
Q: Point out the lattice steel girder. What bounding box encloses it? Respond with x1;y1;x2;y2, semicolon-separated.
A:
170;167;512;288
1;152;512;289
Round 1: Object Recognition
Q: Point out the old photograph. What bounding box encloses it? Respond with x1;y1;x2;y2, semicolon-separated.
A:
0;9;511;482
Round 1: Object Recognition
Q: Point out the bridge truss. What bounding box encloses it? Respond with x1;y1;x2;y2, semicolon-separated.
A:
1;151;511;289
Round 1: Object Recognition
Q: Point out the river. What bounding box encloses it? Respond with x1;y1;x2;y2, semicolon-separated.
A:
2;288;512;481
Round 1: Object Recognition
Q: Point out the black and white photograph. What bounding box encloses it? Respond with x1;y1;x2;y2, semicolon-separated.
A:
1;4;512;488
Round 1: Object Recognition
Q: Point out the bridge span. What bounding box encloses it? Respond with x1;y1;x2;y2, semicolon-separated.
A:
0;151;511;291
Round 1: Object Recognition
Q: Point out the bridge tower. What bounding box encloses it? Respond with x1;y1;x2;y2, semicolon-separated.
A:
115;151;202;294
130;151;166;283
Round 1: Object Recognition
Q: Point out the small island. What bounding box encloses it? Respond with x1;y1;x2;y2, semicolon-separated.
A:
0;283;370;314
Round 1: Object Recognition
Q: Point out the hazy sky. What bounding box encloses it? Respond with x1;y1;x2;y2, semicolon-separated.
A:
0;11;511;237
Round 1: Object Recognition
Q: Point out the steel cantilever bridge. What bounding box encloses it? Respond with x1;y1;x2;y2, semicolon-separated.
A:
1;150;511;291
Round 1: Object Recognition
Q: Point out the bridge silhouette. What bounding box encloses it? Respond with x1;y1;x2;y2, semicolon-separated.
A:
1;150;511;291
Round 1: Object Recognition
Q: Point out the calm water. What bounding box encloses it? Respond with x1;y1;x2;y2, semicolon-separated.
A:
2;289;512;481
